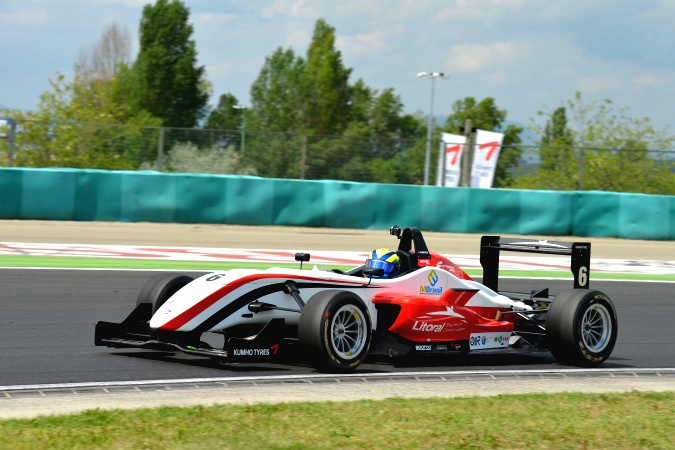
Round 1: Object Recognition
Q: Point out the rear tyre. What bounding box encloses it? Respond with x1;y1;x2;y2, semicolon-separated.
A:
546;289;618;366
136;273;195;316
299;291;371;373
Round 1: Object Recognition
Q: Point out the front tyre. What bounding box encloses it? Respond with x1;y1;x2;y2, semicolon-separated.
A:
136;273;195;316
299;291;371;373
546;289;618;366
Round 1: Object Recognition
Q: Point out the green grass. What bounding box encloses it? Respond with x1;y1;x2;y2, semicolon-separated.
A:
1;255;674;282
1;392;673;449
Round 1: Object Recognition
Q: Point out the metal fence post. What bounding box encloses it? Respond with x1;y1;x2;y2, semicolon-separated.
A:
578;146;586;190
241;129;246;156
459;119;473;187
300;134;307;180
157;127;165;172
8;119;16;167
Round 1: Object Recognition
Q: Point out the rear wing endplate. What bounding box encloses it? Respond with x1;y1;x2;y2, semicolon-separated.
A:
480;236;591;292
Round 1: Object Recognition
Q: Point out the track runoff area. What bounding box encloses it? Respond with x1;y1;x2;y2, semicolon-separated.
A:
0;242;673;280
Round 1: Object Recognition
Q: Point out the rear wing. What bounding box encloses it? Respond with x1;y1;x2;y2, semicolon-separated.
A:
480;236;591;292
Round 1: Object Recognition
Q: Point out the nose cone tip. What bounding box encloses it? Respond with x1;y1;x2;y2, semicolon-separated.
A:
149;315;167;330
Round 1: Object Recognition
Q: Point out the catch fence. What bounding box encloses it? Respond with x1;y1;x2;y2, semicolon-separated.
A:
1;117;673;193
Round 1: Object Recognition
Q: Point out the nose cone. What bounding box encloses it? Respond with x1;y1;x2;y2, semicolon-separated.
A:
149;300;176;329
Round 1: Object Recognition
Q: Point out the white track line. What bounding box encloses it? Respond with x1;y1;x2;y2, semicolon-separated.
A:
2;368;673;392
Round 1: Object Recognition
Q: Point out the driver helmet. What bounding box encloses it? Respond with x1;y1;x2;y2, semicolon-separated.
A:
365;248;401;278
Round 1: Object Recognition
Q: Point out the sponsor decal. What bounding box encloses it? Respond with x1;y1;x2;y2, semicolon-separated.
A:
435;344;448;351
232;348;271;357
469;335;487;347
412;321;465;333
469;332;511;350
419;285;443;294
415;344;432;351
419;270;442;294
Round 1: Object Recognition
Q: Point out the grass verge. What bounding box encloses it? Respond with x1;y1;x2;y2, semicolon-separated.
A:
1;392;673;449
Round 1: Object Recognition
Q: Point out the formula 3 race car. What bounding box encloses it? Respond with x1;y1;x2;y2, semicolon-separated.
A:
95;225;618;372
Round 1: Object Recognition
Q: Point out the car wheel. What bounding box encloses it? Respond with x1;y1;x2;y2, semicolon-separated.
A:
299;291;371;373
546;289;618;366
136;273;195;316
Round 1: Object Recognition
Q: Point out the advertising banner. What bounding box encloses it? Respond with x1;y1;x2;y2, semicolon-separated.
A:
470;129;504;188
439;132;466;187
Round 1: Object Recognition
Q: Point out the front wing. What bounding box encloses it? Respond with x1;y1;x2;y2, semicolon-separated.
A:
95;304;288;364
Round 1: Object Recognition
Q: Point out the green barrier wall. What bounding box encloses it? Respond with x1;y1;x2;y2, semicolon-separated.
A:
1;168;673;240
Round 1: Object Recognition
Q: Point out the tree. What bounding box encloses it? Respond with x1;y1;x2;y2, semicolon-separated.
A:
0;21;162;169
78;23;132;82
537;106;575;173
247;19;353;137
131;0;208;128
248;47;306;133
243;18;424;183
69;22;136;124
345;79;374;126
302;19;352;136
242;132;304;179
516;91;675;194
302;85;424;183
204;93;242;130
2;71;160;169
443;97;523;188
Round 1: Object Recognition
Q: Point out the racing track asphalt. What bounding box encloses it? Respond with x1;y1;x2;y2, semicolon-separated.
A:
1;220;674;418
1;270;673;387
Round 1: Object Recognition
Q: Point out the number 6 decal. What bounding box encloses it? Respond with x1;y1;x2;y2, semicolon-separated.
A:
206;274;227;281
578;266;588;287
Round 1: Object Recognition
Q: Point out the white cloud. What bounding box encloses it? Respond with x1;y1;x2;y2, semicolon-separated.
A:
576;77;622;94
632;74;672;88
96;0;148;7
484;71;510;85
193;12;239;27
285;24;311;50
431;0;529;23
336;28;391;58
259;0;319;20
0;7;49;26
446;42;525;73
206;61;232;79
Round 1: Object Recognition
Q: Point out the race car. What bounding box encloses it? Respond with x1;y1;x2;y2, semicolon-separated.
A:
95;225;618;372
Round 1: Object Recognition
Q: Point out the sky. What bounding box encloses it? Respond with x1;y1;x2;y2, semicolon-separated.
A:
2;0;675;136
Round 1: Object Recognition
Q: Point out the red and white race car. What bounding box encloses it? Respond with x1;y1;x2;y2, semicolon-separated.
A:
96;225;618;372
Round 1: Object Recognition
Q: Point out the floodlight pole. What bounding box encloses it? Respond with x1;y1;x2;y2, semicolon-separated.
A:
417;72;448;185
